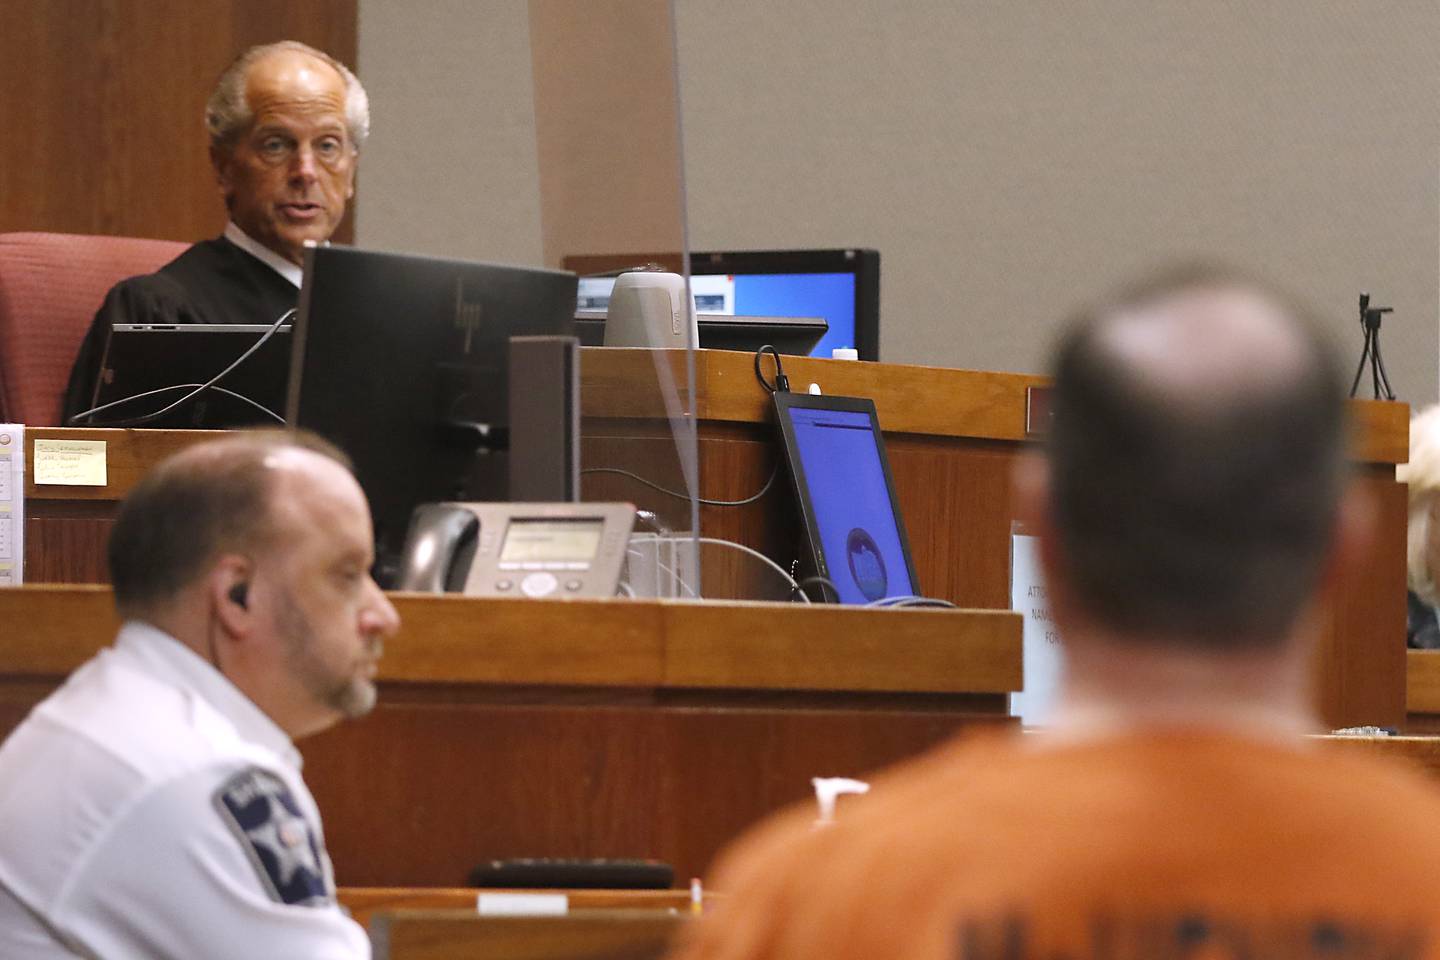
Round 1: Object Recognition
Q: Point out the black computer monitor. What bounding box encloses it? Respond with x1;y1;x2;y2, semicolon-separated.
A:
772;391;919;604
570;248;881;360
286;246;579;582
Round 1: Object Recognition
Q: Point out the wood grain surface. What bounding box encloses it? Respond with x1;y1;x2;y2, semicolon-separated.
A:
370;910;683;960
0;586;1021;694
19;359;1413;727
340;888;704;933
1407;650;1440;729
1;1;356;243
0;585;1016;884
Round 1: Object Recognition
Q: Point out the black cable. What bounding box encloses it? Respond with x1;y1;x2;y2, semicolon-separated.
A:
868;595;960;609
580;464;778;507
70;308;295;427
883;598;960;609
753;344;790;394
1372;336;1396;400
792;575;841;603
69;383;283;425
1348;327;1369;399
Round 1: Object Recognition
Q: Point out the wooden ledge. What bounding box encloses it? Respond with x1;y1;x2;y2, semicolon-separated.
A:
339;887;705;931
368;909;683;960
22;368;1405;506
0;586;1021;696
1408;649;1440;713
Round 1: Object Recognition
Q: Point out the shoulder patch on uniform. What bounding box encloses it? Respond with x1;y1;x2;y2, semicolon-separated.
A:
213;767;331;907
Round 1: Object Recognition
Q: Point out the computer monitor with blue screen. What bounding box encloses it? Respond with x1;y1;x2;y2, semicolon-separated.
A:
773;391;918;604
568;248;881;360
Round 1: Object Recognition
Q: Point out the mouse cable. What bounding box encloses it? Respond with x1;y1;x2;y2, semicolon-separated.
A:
623;544;699;599
867;595;959;609
580;464;778;508
70;383;283;426
690;536;807;602
620;535;804;602
792;575;842;604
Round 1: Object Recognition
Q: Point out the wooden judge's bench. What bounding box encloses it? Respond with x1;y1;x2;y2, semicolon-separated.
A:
1;350;1412;886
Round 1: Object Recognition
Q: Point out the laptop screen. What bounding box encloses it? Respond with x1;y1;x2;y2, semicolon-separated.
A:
774;392;918;604
87;324;292;428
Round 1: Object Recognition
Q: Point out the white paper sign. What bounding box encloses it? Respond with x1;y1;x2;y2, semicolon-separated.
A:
476;893;569;916
1010;533;1063;725
0;425;23;585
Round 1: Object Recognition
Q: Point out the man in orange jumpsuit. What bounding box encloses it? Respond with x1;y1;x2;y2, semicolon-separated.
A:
672;264;1440;960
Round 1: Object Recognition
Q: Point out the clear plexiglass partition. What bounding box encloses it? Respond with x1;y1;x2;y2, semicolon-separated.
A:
355;0;823;602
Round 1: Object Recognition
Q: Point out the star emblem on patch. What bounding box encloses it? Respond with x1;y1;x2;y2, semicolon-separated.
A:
214;767;332;906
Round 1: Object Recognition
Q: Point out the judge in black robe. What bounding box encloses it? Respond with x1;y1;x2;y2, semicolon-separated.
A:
62;234;298;424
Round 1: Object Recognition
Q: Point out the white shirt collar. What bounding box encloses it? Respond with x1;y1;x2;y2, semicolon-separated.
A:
224;221;304;289
113;620;302;769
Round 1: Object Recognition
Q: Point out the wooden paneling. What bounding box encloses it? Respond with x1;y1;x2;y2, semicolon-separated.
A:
0;585;1016;885
1410;650;1440;712
21;359;1412;727
1;1;356;243
370;911;682;960
340;889;704;934
306;698;991;886
1315;465;1409;730
0;586;1019;696
24;428;215;501
1406;650;1440;733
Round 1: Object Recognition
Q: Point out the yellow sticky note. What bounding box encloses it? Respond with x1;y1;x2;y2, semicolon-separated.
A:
33;439;108;486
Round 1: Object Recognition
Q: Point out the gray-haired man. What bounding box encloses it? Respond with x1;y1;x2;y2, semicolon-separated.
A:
63;41;368;422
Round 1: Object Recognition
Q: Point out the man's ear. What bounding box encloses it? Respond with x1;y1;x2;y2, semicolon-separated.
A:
210;145;234;202
208;553;255;638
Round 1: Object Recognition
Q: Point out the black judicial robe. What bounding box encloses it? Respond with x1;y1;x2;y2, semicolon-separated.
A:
62;236;298;424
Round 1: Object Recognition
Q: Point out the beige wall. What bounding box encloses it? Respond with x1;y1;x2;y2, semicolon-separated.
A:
357;1;1440;403
355;0;544;266
527;0;687;267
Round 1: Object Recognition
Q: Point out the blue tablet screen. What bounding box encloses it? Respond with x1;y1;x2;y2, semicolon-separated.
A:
784;404;914;604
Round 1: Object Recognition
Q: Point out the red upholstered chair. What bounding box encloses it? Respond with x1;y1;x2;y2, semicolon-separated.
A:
0;232;189;426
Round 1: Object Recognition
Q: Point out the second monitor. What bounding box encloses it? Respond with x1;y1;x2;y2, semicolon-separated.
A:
286;246;579;582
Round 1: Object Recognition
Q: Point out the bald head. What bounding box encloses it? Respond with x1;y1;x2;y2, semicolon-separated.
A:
1099;286;1316;408
1046;265;1348;648
108;431;352;619
205;41;369;152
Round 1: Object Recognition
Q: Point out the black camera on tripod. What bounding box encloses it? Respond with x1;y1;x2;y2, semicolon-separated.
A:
1350;292;1396;401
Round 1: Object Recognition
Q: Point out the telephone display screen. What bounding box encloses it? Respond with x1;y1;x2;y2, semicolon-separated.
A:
499;519;605;563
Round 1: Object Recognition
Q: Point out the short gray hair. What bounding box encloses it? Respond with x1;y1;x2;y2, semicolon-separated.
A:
108;430;352;619
205;41;369;153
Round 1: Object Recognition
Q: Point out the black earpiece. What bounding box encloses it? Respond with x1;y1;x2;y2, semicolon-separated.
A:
228;582;249;609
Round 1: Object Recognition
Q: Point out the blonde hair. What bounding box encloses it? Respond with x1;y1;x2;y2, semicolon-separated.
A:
1397;405;1440;604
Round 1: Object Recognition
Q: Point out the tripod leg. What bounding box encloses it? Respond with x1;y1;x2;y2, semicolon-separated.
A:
1350;329;1372;398
1372;335;1396;401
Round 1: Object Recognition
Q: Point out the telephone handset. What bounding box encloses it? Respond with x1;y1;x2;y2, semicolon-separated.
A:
396;503;480;593
396;502;636;598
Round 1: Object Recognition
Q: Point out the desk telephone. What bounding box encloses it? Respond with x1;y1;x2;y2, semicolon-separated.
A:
396;502;635;598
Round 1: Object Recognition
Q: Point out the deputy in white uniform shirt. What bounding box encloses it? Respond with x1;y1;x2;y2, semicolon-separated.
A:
0;431;400;958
